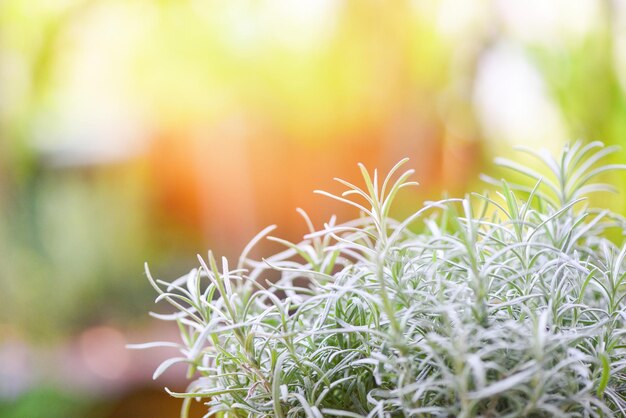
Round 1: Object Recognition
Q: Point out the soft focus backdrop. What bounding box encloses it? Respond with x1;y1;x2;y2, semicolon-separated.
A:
2;1;626;417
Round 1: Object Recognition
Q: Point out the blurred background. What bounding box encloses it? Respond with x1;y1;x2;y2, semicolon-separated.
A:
1;0;626;416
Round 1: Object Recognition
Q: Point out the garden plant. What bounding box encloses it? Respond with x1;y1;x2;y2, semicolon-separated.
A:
134;141;626;417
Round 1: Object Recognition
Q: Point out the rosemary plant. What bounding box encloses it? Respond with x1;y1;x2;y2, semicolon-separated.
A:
133;141;626;417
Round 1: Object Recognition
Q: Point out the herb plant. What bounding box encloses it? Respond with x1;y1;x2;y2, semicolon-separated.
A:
133;142;626;417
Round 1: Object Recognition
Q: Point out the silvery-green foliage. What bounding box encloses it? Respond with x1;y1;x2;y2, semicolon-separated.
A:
133;141;626;417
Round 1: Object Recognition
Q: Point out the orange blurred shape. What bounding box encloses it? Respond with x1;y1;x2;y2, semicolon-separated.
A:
79;326;130;380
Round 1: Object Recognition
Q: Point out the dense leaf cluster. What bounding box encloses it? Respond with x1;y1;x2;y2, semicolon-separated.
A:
136;142;626;417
